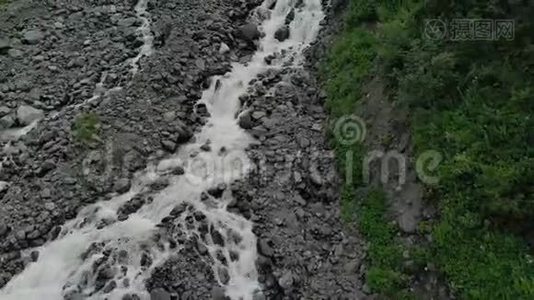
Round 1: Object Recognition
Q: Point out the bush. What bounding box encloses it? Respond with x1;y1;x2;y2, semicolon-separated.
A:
72;113;101;145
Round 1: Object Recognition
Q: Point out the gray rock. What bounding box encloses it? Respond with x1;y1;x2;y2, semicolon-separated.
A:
257;238;274;257
122;294;141;300
238;112;253;129
219;42;230;54
0;222;8;237
161;140;177;152
162;111;176;122
16;105;44;126
0;38;10;51
150;288;171;300
118;17;138;27
40;188;52;198
274;26;290;42
309;167;323;186
103;280;117;293
278;271;294;290
218;267;230;284
0;115;15;129
0;181;9;193
23;30;45;45
285;9;295;24
0;106;10;117
114;178;131;193
238;23;261;42
251;111;266;120
30;250;39;262
8;49;23;58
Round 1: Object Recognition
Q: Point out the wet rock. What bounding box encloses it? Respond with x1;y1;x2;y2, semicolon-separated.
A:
218;267;230;284
211;286;227;300
114;178;131;193
30;251;39;262
285;9;295;24
161;140;177;152
170;203;188;216
274;26;290;42
122;294;141;300
169;166;185;176
211;227;225;247
257;238;274;257
16;105;44;126
207;183;226;198
103;280;117;293
238;112;253;129
238;23;261;42
23;30;45;45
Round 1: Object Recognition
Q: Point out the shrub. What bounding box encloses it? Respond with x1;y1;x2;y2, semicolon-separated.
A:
72;113;101;145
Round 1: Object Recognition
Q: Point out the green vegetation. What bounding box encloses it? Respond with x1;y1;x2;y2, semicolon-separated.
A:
324;0;534;298
72;113;101;145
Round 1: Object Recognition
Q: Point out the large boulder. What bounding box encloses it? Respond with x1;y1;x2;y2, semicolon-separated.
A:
238;23;261;42
23;30;45;45
0;38;10;53
274;26;290;42
16;105;44;126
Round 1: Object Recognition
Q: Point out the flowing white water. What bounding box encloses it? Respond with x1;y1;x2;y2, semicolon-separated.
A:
0;0;323;299
130;0;154;75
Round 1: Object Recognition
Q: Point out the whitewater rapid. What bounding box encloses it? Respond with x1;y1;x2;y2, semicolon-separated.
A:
0;0;324;299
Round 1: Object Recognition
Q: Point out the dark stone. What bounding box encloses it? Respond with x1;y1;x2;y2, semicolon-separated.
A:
161;140;177;152
274;26;290;42
238;23;261;42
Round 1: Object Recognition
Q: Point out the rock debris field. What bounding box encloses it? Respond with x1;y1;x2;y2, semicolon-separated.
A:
0;0;366;299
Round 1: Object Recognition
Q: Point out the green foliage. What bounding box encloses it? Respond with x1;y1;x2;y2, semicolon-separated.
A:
359;190;411;295
325;0;534;298
72;113;101;145
322;6;415;295
346;0;379;26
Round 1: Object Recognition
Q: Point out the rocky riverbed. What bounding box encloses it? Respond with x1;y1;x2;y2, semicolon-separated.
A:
0;0;367;299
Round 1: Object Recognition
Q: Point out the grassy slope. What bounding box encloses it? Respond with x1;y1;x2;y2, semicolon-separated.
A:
323;0;534;298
